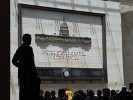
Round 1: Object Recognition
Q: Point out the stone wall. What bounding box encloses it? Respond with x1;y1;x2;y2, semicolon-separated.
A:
120;0;133;89
10;0;124;99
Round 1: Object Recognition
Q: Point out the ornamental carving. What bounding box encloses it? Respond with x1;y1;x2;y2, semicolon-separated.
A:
35;34;91;44
35;16;91;44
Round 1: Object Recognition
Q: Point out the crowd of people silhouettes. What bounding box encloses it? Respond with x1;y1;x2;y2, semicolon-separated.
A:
38;87;133;100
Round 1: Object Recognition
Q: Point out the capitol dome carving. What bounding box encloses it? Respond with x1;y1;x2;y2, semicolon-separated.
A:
59;16;69;36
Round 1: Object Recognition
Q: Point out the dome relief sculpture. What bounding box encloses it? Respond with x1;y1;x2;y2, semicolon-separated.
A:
59;16;69;36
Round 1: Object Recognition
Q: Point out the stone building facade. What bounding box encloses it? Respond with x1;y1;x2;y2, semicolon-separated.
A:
10;0;124;99
120;0;133;90
107;0;133;90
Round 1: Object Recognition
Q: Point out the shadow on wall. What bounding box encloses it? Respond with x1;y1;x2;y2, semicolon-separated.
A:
35;40;91;52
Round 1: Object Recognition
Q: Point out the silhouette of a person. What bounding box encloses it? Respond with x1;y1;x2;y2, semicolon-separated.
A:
12;34;38;100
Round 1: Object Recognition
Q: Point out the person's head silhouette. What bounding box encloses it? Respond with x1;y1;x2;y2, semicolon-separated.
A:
22;34;31;45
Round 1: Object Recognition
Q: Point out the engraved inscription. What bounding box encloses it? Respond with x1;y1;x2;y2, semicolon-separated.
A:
42;50;86;60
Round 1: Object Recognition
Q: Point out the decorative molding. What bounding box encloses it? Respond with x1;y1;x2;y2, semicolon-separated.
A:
35;34;91;44
37;67;105;84
18;3;107;83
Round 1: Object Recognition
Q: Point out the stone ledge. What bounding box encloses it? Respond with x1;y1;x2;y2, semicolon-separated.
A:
35;34;91;44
